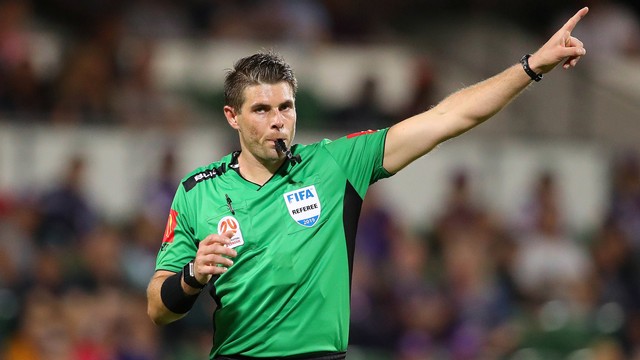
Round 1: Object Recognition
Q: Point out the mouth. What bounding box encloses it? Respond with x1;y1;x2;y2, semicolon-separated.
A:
274;139;288;154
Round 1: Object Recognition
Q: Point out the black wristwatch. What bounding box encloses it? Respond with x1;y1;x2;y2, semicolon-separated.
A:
182;260;206;289
520;54;543;82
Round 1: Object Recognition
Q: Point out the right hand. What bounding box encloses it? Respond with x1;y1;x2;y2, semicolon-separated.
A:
193;230;238;284
528;7;588;74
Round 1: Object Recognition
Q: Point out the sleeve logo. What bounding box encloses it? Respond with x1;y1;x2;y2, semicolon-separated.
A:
283;185;322;227
217;216;245;249
346;129;377;139
162;209;178;243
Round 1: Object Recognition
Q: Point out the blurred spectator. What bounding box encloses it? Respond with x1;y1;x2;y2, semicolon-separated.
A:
0;59;50;119
515;170;558;234
75;225;126;290
141;148;180;226
0;0;31;69
355;186;397;264
122;214;163;293
350;187;402;351
0;0;50;119
399;55;437;121
0;195;38;289
29;248;67;294
273;0;332;45
206;0;257;40
600;151;640;357
322;0;393;42
114;40;182;128
48;9;125;125
120;149;180;292
432;171;517;359
3;290;71;360
0;196;37;342
441;232;516;359
123;0;190;39
330;75;393;131
512;173;593;302
35;155;97;248
32;0;125;35
590;219;640;356
608;151;640;252
49;43;118;124
591;219;638;311
208;0;330;45
3;287;158;360
432;169;486;251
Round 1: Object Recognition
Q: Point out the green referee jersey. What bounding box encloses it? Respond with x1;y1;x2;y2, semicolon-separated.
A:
156;128;392;358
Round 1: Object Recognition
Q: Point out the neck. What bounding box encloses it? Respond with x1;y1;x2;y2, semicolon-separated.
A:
236;151;286;186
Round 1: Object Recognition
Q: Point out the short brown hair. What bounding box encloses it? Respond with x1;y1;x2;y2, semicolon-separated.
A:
224;51;298;112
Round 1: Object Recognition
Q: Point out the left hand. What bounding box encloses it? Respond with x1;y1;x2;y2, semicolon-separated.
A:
529;7;589;74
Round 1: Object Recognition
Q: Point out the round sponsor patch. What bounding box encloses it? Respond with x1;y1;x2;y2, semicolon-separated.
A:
217;216;244;249
283;185;321;227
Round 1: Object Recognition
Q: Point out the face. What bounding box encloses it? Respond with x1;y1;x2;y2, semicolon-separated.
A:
224;82;296;166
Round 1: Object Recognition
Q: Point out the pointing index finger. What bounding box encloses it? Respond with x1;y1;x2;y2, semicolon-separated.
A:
563;7;589;33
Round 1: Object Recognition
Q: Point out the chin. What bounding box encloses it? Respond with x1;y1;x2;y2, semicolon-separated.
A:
262;151;282;164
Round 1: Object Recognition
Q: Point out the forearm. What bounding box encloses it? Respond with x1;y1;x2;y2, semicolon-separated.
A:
147;271;200;325
432;62;532;134
147;233;236;325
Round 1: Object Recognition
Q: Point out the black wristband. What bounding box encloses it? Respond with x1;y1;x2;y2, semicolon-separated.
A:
160;271;200;314
520;54;543;82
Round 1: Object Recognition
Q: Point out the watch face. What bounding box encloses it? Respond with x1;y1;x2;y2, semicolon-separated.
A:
188;261;196;277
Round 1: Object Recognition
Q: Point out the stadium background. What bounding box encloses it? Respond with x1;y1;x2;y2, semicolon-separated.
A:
1;0;640;359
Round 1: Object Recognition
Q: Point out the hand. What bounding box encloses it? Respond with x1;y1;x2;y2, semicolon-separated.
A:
529;7;589;74
193;230;238;284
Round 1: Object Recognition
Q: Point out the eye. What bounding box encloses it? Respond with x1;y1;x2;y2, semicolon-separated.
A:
253;106;269;114
279;103;293;111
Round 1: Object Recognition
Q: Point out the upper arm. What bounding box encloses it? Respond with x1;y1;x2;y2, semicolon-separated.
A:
147;270;183;325
322;130;392;196
383;110;468;174
149;270;174;288
147;270;174;307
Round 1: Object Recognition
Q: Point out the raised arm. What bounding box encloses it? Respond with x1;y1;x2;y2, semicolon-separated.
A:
383;7;589;174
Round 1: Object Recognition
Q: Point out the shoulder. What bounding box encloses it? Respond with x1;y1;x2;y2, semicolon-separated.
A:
180;154;233;192
293;139;333;153
321;128;389;151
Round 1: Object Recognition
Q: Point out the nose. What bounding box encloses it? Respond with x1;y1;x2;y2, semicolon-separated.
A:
271;110;285;130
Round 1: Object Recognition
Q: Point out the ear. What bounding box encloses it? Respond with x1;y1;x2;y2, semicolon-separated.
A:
224;105;240;130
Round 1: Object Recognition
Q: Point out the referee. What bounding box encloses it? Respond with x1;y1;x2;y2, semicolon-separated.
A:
146;7;589;359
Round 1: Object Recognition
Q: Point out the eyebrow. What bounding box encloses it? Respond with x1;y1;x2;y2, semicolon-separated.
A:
249;100;294;111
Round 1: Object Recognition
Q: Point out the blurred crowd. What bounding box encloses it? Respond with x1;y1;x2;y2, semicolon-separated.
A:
351;155;640;359
1;144;640;359
1;0;639;128
2;0;640;359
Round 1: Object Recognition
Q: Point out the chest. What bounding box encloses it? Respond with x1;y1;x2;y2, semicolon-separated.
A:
190;170;343;252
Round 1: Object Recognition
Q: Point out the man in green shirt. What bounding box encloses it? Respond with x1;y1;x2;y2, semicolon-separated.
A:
147;7;589;359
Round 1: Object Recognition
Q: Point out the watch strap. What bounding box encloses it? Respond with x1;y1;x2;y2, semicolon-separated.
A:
182;261;206;289
520;54;543;82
